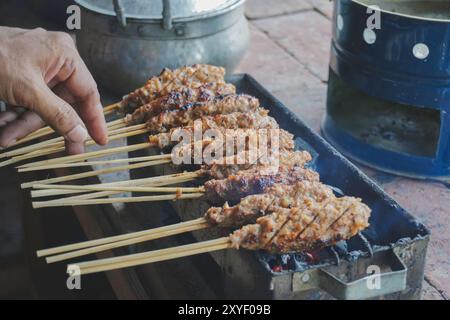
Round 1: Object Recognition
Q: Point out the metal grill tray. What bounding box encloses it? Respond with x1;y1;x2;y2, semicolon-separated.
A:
128;74;430;299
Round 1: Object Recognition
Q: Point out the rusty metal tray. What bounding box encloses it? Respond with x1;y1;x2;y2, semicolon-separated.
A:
122;74;431;299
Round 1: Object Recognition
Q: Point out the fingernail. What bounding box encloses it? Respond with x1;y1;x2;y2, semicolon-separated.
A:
66;142;85;155
65;125;88;143
6;139;17;148
97;103;109;145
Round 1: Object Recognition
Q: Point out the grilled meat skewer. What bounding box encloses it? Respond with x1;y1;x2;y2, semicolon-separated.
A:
125;84;236;125
203;166;319;204
199;149;312;179
36;168;320;261
148;109;294;151
17;109;290;172
230;197;370;253
145;94;260;133
120;64;231;113
206;180;335;228
65;191;370;275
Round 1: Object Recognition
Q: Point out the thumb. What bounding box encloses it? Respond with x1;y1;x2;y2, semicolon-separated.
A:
31;84;88;154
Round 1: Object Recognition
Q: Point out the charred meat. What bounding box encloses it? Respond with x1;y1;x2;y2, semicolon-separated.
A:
125;83;236;125
148;110;294;151
120;64;231;113
201;150;313;179
203;167;319;205
145;94;260;133
229;197;370;253
206;181;338;227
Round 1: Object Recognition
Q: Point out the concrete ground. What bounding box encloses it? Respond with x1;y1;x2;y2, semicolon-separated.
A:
236;0;449;300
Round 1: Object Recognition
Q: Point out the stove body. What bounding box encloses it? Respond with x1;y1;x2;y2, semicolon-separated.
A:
130;74;429;300
323;0;450;182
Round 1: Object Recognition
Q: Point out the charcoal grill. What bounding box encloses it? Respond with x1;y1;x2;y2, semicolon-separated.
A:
125;74;429;300
323;0;450;181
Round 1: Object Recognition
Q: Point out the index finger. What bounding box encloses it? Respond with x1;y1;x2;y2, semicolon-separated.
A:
62;52;108;146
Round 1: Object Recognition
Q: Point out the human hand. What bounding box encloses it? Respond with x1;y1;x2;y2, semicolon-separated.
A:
0;27;108;154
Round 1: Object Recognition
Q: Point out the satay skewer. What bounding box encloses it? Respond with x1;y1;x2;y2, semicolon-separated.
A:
37;217;208;258
33;184;205;195
31;172;198;198
2;119;134;158
20;109;290;188
17;142;153;169
21;158;171;189
33;193;204;208
0;127;151;168
6;104;122;149
3;65;233;158
31;165;318;209
72;237;232;276
45;219;210;263
17;154;172;172
38;178;329;263
29;149;312;199
39;178;338;257
25;99;259;168
7;94;260;168
68;195;370;276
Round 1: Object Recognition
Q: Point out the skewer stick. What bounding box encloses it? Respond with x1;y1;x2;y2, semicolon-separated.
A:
71;237;231;275
3;134;153;168
21;158;171;189
2;128;149;168
17;142;152;169
105;122;127;132
37;217;207;258
31;171;198;198
7;104;122;148
15;124;146;157
102;102;121;114
46;220;209;263
32;193;204;208
18;154;172;172
9;127;56;147
3;120;137;158
31;185;204;198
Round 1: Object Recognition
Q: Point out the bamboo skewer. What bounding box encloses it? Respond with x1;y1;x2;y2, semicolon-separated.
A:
30;172;197;198
11;123;145;158
0;128;150;168
18;154;172;172
2;132;152;169
46;220;209;263
21;158;171;189
70;237;231;275
7;127;57;149
3;120;133;158
7;103;122;148
17;142;152;169
32;193;204;208
102;102;121;114
32;184;204;195
37;217;207;258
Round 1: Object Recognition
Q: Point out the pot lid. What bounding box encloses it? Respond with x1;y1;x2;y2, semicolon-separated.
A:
74;0;243;20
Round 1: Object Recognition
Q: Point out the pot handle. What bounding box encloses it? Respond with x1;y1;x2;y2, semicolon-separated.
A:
162;0;173;30
293;249;407;300
113;0;127;28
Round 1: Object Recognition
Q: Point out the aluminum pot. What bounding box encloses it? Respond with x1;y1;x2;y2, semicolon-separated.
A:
74;0;249;95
